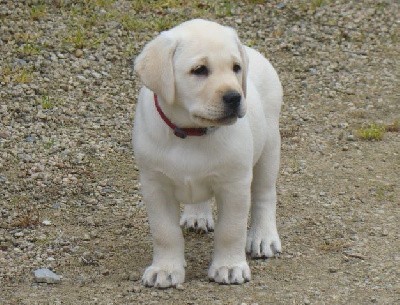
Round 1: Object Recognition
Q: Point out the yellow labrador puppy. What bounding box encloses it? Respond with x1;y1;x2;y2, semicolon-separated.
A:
133;19;282;288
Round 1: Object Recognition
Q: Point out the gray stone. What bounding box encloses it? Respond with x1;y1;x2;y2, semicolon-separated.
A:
34;268;61;284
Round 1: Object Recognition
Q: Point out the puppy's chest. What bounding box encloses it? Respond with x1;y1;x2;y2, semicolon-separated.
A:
153;144;219;203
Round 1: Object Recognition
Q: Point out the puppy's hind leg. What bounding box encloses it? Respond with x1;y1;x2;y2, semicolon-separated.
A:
246;122;282;258
180;200;214;233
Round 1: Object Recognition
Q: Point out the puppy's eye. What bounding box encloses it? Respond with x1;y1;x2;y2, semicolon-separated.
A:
191;65;209;76
233;64;241;73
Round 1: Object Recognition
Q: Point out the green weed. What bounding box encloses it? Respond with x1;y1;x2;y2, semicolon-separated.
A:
64;26;108;49
64;28;87;49
311;0;326;9
40;96;54;110
120;15;148;31
30;4;47;20
13;68;34;84
1;66;13;83
356;123;385;141
18;44;41;56
44;139;56;149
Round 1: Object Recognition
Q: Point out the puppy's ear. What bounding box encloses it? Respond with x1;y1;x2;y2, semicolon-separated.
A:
134;31;177;104
237;40;249;98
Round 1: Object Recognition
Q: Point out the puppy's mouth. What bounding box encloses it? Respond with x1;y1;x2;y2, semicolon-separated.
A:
193;113;238;126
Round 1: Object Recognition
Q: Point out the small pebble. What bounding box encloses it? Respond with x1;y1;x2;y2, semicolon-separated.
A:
128;271;140;281
132;285;141;293
176;283;184;290
82;234;91;241
328;267;338;273
34;268;61;284
75;49;84;58
42;220;52;226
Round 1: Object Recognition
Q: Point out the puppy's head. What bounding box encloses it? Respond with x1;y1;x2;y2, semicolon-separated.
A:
134;19;248;127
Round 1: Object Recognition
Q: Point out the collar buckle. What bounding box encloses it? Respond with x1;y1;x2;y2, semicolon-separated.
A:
173;127;187;139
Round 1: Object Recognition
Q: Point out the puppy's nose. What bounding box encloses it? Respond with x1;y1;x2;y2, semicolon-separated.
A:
223;91;241;111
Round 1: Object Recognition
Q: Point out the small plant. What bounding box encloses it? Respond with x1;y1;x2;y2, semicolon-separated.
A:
14;68;34;83
153;17;180;32
1;66;13;83
385;120;399;133
1;66;35;84
244;0;265;3
18;44;41;56
123;43;136;57
65;28;87;49
14;32;40;44
356;123;385;141
30;4;47;20
120;15;147;31
40;96;54;110
11;197;40;228
44;139;56;149
64;27;106;49
214;1;234;17
12;209;40;228
374;184;395;202
311;0;326;10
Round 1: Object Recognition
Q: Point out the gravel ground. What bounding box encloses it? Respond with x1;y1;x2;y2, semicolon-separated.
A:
0;0;399;304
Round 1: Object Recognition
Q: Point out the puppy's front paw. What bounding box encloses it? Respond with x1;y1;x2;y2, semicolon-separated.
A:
246;227;281;258
208;261;251;284
142;265;185;288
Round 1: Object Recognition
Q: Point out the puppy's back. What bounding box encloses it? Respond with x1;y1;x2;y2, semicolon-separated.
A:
245;46;282;118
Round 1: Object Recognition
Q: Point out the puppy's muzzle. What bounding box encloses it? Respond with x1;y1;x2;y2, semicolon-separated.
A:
223;91;242;117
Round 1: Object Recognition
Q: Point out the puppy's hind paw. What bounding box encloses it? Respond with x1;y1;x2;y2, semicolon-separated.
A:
180;202;214;233
180;215;214;233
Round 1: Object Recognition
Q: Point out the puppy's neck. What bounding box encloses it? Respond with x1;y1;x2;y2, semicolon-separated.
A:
156;98;193;127
154;94;212;139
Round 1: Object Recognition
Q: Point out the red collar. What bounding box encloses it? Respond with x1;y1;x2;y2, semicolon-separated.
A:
154;94;207;139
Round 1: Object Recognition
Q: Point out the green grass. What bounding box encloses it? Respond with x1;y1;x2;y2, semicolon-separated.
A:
18;44;41;56
298;0;328;12
374;184;395;202
311;0;326;10
120;14;183;32
2;67;35;84
30;4;47;20
39;96;54;110
44;139;56;149
63;27;107;49
55;0;273;50
356;123;385;141
16;68;34;83
64;27;87;49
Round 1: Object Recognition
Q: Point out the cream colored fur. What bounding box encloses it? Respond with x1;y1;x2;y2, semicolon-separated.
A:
133;19;283;288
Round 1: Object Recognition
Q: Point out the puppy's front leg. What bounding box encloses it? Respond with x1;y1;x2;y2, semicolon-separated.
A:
208;178;251;284
140;172;185;288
